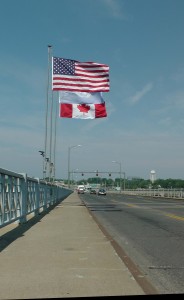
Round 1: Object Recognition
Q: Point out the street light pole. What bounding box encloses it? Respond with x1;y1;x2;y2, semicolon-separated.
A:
68;145;82;188
39;150;45;179
112;160;122;193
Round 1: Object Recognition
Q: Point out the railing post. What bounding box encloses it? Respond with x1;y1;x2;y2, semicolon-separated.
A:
19;173;27;225
43;183;48;211
35;178;40;216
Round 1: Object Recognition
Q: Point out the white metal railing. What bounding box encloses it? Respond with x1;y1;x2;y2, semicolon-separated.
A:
119;188;184;199
0;167;71;228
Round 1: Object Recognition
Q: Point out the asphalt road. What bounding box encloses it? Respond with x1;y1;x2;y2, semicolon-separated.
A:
79;192;184;294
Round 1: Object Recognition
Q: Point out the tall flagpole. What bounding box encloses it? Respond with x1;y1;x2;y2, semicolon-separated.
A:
44;45;52;180
53;91;58;181
49;90;54;181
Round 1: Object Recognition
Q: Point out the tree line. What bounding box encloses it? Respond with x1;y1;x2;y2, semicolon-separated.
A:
59;177;184;189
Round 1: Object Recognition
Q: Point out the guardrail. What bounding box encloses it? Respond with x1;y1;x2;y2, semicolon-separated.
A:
120;188;184;199
0;167;72;228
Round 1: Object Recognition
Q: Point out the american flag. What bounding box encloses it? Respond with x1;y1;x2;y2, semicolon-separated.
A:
52;57;110;92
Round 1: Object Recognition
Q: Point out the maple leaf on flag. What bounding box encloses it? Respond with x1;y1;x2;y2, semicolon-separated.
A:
77;104;90;113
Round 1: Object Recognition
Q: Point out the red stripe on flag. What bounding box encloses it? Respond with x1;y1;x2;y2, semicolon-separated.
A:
60;104;72;118
54;87;109;92
95;103;107;118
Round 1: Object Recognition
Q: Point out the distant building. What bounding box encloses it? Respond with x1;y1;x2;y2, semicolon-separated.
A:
150;170;156;183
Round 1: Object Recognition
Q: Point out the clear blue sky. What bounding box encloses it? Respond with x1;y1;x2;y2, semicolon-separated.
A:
0;0;184;180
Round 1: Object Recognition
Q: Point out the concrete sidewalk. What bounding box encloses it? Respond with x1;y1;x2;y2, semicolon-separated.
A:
0;192;145;299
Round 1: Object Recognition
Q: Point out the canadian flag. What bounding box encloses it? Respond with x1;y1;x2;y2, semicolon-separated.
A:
59;103;107;119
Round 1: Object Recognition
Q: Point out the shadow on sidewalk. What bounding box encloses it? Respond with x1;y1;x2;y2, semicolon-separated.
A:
0;198;67;253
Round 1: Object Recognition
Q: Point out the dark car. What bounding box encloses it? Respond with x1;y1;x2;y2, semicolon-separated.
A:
90;189;97;194
98;188;106;195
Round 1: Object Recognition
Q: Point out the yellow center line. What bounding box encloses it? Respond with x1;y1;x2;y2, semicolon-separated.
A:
126;203;138;208
165;213;184;221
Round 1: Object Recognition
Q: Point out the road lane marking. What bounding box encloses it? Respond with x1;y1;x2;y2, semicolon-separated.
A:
126;204;138;208
165;213;184;221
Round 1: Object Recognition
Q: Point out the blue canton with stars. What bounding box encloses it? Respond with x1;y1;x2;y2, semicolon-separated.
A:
53;57;75;75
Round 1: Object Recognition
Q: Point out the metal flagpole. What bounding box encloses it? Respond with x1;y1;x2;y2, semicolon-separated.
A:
53;91;58;181
49;89;54;181
44;45;52;180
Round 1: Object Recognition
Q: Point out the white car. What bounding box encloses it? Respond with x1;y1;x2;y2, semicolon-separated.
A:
77;187;84;194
